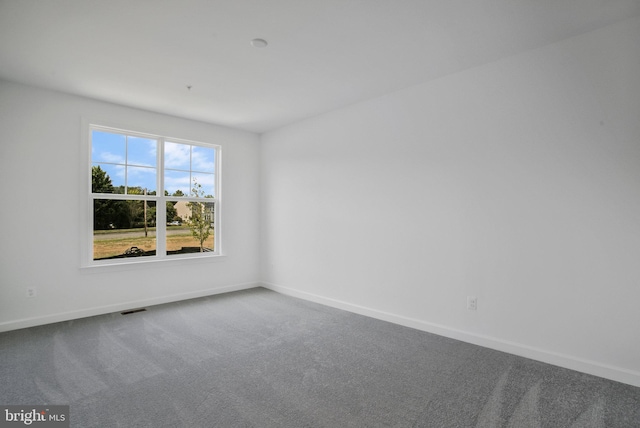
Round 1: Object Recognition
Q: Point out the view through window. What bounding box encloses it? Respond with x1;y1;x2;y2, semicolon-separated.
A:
90;126;219;263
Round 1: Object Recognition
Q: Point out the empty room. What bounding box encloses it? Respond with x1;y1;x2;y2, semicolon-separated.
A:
1;1;639;426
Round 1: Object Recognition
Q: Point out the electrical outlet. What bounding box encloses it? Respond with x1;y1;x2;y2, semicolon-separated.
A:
26;287;37;298
467;296;477;311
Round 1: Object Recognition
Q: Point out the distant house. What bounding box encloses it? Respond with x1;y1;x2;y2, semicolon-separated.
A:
174;200;215;226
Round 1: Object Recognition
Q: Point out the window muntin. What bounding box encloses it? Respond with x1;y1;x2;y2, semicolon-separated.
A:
89;126;220;264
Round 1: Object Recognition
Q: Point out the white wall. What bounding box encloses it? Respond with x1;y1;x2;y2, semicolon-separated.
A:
0;81;261;330
260;17;640;386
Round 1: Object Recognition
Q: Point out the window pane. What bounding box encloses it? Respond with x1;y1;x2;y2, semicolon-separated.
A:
167;200;214;255
191;173;215;197
127;165;156;194
164;169;190;196
92;131;125;164
92;163;125;193
93;199;157;260
164;141;191;170
127;136;157;167
192;146;215;172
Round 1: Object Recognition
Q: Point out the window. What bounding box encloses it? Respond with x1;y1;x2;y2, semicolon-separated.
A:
88;125;220;265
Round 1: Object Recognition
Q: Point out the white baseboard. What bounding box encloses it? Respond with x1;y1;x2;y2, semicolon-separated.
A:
260;281;640;388
0;282;259;333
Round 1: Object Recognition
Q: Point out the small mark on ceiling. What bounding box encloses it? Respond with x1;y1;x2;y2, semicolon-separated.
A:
251;38;268;48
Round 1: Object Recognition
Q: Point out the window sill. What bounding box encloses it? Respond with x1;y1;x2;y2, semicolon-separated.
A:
80;254;227;274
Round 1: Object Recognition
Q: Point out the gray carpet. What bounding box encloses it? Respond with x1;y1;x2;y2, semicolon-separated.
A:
1;287;638;427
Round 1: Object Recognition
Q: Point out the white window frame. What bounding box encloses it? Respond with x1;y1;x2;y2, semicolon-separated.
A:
82;122;222;267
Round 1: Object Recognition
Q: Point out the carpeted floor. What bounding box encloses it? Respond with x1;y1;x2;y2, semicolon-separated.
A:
1;287;638;427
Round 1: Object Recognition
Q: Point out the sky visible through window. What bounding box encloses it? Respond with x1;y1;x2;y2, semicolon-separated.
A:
165;141;215;197
92;130;215;197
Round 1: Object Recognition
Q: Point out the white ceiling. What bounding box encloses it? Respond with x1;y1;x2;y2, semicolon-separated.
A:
1;0;639;133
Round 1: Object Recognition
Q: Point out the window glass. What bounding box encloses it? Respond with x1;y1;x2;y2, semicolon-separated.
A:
192;145;215;172
92;131;126;164
93;199;157;260
164;170;191;196
127;136;157;167
127;166;156;194
167;200;214;255
164;142;216;197
92;130;157;194
191;172;215;197
164;141;190;170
